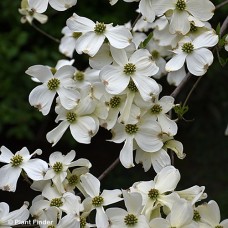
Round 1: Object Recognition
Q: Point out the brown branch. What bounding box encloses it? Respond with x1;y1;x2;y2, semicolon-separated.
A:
98;157;120;181
31;23;60;43
215;0;228;10
131;13;142;32
220;16;228;36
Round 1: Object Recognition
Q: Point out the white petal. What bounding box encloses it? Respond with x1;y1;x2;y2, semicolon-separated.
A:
155;0;176;15
100;65;129;94
149;218;170;228
110;46;128;66
193;31;218;49
120;137;134;168
21;159;48;181
198;200;221;226
170;199;193;227
29;0;48;13
66;13;95;33
169;10;190;35
136;120;163;152
102;189;122;206
0;164;21;192
122;190;142;214
49;0;77;11
139;0;156;22
106;26;132;49
165;139;185;159
96;207;109;228
186;48;213;76
132;75;159;101
46;121;69;146
63;150;76;164
75;32;105;57
59;36;76;58
186;0;215;21
167;66;186;86
155;166;180;193
58;87;79;110
80;173;100;197
29;84;55;115
166;53;187;72
158;114;177;136
55;65;75;80
70;158;91;168
159;96;174;113
151;149;171;173
25;65;52;82
0;146;14;163
70;116;98;144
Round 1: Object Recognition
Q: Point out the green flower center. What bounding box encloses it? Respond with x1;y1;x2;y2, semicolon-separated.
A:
72;32;82;39
124;214;138;226
125;124;138;135
73;71;84;81
148;188;159;200
47;226;55;228
215;226;223;228
10;154;23;167
68;174;78;186
176;0;186;11
94;22;106;35
80;217;86;228
53;162;63;173
150;104;162;114
190;23;198;32
110;96;121;108
193;210;201;222
50;198;63;207
92;196;104;207
124;63;136;75
182;42;194;53
47;78;60;91
128;80;138;92
151;50;160;60
66;112;77;123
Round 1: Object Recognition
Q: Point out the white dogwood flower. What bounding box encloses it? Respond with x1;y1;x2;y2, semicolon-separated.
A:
44;150;91;193
26;64;80;115
0;146;47;192
19;0;48;24
106;190;150;228
100;48;159;101
66;13;132;57
46;96;99;146
166;31;218;76
49;0;77;11
80;173;122;228
155;0;215;35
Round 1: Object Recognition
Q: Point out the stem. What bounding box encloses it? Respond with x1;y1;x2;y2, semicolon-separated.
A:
98;157;120;181
220;16;228;36
131;13;142;31
215;0;228;10
170;72;191;98
183;77;202;107
30;23;60;43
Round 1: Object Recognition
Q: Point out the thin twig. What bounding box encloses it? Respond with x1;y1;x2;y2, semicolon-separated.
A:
220;16;228;36
98;157;120;181
30;23;60;43
183;77;202;107
131;13;142;32
215;0;228;10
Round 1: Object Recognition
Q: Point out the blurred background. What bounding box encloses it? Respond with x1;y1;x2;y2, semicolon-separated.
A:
0;0;228;219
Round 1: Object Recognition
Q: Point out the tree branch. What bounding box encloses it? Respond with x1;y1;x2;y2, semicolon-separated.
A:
98;157;120;181
31;23;60;43
215;0;228;10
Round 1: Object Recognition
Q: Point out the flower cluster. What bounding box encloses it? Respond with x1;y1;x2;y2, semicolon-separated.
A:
1;0;226;227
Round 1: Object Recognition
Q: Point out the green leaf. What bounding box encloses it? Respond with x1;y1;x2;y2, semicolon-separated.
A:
139;32;153;48
174;104;189;119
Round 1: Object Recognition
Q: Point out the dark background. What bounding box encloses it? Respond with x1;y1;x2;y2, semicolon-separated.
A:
0;0;228;219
